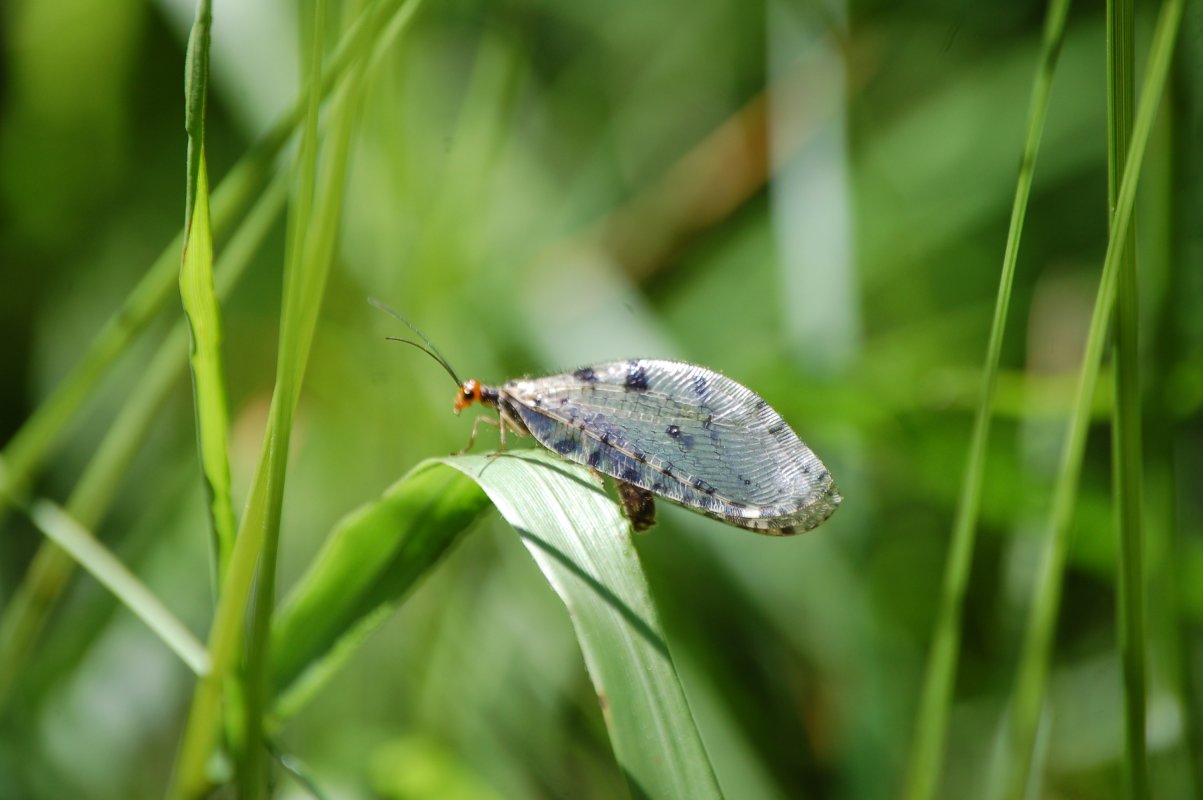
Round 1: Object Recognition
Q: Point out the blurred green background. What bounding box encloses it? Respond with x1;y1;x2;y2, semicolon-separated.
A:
1;0;1200;798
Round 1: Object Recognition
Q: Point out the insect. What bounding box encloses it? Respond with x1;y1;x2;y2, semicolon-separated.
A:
371;299;841;535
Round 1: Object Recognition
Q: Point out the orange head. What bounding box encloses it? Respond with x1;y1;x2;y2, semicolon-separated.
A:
454;379;483;415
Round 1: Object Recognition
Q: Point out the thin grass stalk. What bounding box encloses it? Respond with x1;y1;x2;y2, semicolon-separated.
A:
245;22;367;798
26;499;210;676
1001;0;1185;795
0;174;288;711
1106;0;1148;796
900;3;1072;798
1164;46;1203;793
1141;105;1197;797
238;0;330;794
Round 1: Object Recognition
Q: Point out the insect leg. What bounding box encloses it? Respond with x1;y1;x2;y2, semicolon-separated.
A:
458;414;501;454
497;405;529;451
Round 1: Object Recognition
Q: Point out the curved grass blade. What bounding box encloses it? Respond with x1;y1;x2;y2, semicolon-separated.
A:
24;499;210;677
268;450;721;799
440;450;722;800
902;3;1072;798
1000;0;1185;795
270;462;491;720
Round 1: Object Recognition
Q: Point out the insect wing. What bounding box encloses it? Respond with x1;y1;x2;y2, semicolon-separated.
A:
503;360;839;532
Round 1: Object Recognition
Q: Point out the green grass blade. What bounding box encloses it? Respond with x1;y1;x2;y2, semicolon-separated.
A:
442;450;723;800
183;0;211;232
180;0;237;587
169;3;423;795
1107;0;1148;795
179;99;235;589
241;0;338;791
0;173;288;711
25;500;210;677
902;3;1072;798
269;450;722;798
1001;0;1184;795
270;462;491;720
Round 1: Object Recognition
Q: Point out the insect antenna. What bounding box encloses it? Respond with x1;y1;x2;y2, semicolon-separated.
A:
368;297;463;386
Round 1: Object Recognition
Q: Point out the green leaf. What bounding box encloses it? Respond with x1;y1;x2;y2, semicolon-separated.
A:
179;0;235;586
444;450;722;800
272;450;722;799
180;153;237;586
270;461;490;719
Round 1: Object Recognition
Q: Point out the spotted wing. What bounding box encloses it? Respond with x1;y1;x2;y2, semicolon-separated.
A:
503;359;839;532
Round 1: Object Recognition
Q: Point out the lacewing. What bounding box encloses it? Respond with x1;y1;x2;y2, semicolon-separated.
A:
371;299;841;535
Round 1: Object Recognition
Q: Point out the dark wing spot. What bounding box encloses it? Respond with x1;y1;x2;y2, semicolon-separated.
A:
625;362;649;391
727;501;747;510
600;432;612;445
702;415;714;430
663;463;674;476
817;470;829;482
768;423;786;436
651;482;666;493
692;478;716;495
754;398;768;411
621;467;641;483
553;439;577;455
632;450;646;463
573;366;598;383
666;424;680;438
693;376;707;396
588;450;602;468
